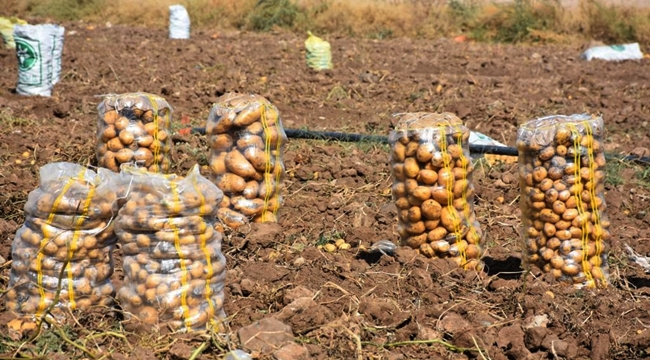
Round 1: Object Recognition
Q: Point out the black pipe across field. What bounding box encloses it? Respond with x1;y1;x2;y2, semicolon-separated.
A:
190;127;650;164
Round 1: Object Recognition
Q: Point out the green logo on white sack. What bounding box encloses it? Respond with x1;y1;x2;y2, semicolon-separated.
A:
16;39;38;71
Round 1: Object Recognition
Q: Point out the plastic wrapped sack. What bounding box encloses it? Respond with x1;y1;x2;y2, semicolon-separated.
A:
0;17;27;49
517;114;611;289
115;165;227;331
169;5;190;39
5;163;118;321
96;93;173;173
13;23;65;97
305;31;332;71
389;112;484;270
207;92;287;229
581;43;643;61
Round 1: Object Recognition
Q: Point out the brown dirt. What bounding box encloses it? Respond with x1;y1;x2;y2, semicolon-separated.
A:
1;22;650;359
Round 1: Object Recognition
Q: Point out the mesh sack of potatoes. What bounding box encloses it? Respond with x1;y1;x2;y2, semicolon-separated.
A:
206;92;287;229
97;92;173;173
114;164;227;331
389;112;484;270
517;114;610;289
5;162;118;320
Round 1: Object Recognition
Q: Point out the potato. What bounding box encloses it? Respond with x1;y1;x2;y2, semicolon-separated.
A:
237;135;265;149
416;143;434;163
446;144;463;160
103;151;119;172
115;116;130;131
116;148;134;163
405;141;418;157
210;152;227;176
403;158;420;178
212;134;234;152
103;110;119;124
157;129;169;142
437;168;454;187
107;137;124;152
119;129;135;146
417;169;438;185
232;197;265;217
395;197;410;210
234;105;262;126
406;221;426;235
410;186;431;201
243;181;260;199
216;173;246;194
137;134;154;147
392;164;406;181
431;187;449;204
243;147;270;172
400;234;425;249
452;179;468;199
225;150;257;178
421;199;442;220
133;148;154;167
440;206;462;232
144;122;158;136
258;179;278;199
101;125;117;142
392;142;406;162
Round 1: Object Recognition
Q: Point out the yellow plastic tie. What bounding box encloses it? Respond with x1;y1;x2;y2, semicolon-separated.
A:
567;124;593;286
454;125;475;268
190;176;216;329
584;122;605;288
438;126;466;266
168;180;191;329
65;182;95;310
272;108;283;218
261;105;275;221
145;94;162;172
36;167;88;317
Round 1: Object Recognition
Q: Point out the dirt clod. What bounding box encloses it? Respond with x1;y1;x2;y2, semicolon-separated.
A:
417;325;442;340
283;286;314;305
240;278;255;296
497;324;531;359
524;326;549;349
247;223;284;249
238;318;294;354
272;342;311;360
274;297;334;334
590;333;611;360
169;341;194;360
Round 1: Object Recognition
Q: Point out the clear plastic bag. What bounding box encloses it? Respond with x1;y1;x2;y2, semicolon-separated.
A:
207;93;287;230
96;93;173;173
388;113;484;270
517;114;610;289
115;164;227;331
5;163;118;319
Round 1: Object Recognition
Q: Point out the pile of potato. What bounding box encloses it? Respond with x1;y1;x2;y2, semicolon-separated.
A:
517;114;610;289
97;93;173;173
389;113;484;270
5;163;117;318
114;165;227;331
206;92;287;229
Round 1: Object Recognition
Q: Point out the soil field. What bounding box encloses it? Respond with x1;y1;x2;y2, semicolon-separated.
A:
1;23;650;360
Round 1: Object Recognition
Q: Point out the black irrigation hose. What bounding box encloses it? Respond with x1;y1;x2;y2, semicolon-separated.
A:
191;127;650;165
